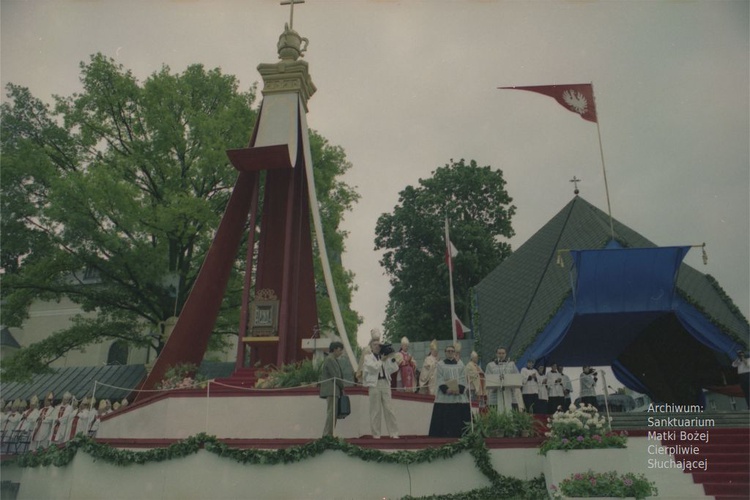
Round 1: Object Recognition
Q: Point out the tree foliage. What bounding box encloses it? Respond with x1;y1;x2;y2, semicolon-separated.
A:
374;159;515;343
1;54;360;381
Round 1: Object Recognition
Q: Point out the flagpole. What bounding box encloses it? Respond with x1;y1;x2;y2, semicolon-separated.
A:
592;84;615;240
445;217;458;344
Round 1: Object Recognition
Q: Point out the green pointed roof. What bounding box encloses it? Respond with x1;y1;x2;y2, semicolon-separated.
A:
474;196;749;363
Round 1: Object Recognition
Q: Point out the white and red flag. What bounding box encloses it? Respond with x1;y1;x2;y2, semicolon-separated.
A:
445;240;458;272
453;312;471;340
445;217;471;342
499;83;597;123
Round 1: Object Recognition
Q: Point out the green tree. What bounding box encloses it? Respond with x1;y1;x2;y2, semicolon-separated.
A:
1;54;360;381
374;159;515;343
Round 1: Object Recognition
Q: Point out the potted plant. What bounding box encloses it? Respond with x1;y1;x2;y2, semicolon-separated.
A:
511;410;540;437
464;411;534;438
541;404;633;496
549;470;658;499
539;404;626;455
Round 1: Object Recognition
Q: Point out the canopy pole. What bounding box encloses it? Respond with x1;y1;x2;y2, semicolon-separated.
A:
593;85;615;241
300;99;357;370
601;370;612;432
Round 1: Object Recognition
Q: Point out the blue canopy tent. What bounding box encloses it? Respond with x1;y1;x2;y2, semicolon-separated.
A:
474;197;749;406
517;241;745;404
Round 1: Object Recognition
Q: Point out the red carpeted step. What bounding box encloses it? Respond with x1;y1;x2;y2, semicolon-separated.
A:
662;444;750;454
664;427;750;500
702;482;750;496
704;462;750;473
674;452;748;463
691;472;749;484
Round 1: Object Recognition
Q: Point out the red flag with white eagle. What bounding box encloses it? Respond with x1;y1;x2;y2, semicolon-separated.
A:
499;83;597;123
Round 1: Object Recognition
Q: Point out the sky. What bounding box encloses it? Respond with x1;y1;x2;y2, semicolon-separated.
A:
2;0;748;351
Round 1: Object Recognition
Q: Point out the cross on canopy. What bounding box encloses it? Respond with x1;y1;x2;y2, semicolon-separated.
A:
570;176;581;195
281;0;305;30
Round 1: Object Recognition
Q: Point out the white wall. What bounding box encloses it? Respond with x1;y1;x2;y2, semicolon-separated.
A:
97;390;435;440
1;447;531;500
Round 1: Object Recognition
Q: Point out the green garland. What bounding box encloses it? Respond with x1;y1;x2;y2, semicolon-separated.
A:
4;432;546;498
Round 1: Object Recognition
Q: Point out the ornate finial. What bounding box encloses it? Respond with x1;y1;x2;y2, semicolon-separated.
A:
277;0;308;61
281;0;305;31
570;176;581;195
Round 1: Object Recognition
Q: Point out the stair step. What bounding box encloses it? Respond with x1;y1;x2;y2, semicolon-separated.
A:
662;435;749;446
691;472;749;484
665;444;750;454
702;482;750;496
675;453;749;463
699;462;750;473
610;412;750;430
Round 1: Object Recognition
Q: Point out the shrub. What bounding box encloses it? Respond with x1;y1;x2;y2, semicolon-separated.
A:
156;363;206;390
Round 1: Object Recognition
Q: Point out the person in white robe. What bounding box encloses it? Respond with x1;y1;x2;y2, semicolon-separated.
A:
579;366;598;407
50;392;75;444
30;392;55;450
546;364;565;414
428;344;471;437
535;365;549;415
732;349;750;406
485;347;522;412
561;367;573;410
66;397;92;441
12;398;38;454
419;340;439;396
1;400;21;453
465;351;485;404
520;359;540;413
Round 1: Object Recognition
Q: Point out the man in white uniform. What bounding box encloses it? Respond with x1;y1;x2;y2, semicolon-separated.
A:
362;336;400;439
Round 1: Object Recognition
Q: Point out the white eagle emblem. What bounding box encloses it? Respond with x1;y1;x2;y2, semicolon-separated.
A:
562;89;588;115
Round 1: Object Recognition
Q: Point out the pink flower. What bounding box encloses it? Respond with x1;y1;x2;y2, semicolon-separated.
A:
550;485;558;491
624;478;633;486
590;479;597;486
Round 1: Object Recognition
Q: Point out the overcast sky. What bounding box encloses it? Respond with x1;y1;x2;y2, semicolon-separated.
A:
2;0;748;349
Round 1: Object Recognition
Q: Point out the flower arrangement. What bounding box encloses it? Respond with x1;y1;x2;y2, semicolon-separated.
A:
156;363;207;390
254;359;322;389
539;403;627;455
550;470;658;499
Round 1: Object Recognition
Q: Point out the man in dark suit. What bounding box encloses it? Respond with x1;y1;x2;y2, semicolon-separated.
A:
320;341;345;436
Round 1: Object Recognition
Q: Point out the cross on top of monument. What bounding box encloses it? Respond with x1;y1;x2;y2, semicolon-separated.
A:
281;0;305;30
570;176;581;195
